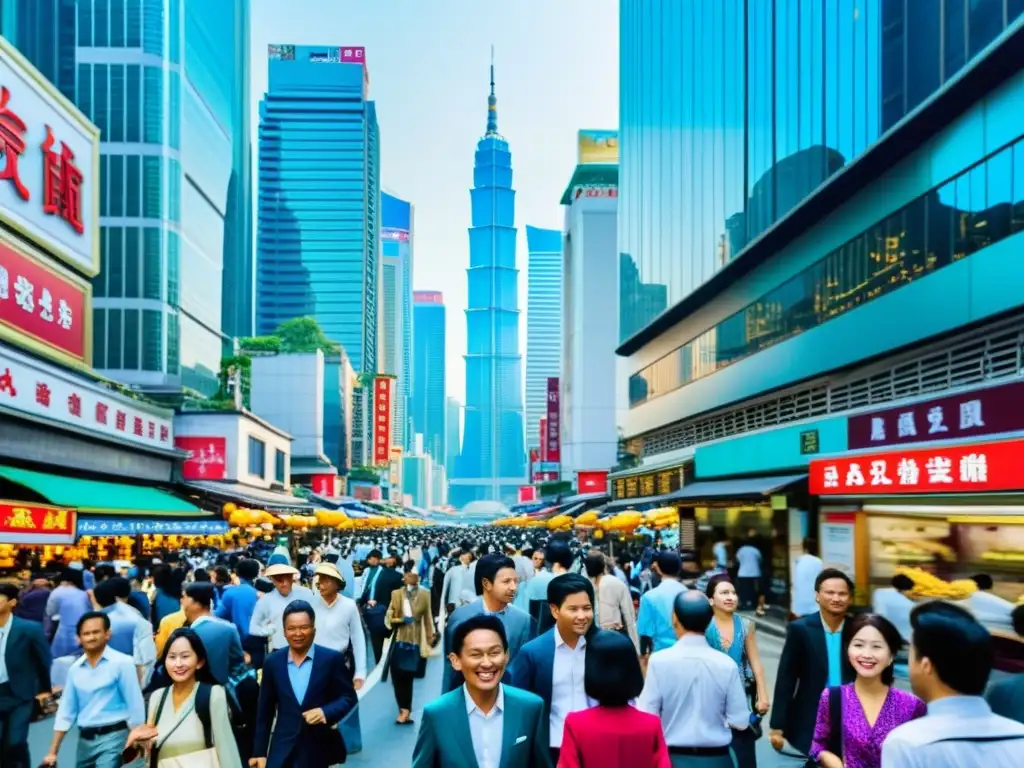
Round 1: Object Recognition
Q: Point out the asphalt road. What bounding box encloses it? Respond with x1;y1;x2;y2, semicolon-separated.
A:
27;630;821;766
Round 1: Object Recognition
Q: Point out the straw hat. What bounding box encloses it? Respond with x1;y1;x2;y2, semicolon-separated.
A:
264;563;299;578
314;563;344;584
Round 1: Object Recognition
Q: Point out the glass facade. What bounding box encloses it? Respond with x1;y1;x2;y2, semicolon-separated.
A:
524;226;563;450
619;0;1024;343
629;133;1024;407
380;192;414;449
256;45;380;374
412;294;446;465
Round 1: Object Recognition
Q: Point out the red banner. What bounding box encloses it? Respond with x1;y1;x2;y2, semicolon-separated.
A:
311;474;339;497
0;501;76;544
546;378;561;464
518;486;538;503
373;376;393;465
175;436;227;480
0;240;87;361
577;470;609;495
809;439;1024;495
539;418;548;463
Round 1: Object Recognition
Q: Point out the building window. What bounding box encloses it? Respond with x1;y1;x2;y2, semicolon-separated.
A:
248;436;266;478
274;450;286;483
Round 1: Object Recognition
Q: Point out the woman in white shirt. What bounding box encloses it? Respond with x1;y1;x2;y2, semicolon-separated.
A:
124;627;242;768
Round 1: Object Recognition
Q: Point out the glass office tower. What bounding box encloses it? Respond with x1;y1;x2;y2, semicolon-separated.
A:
456;56;527;505
618;0;1024;344
524;225;562;451
257;44;380;373
381;191;414;448
412;291;446;464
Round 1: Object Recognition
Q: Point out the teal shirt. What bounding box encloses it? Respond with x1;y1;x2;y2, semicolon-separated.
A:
822;616;844;687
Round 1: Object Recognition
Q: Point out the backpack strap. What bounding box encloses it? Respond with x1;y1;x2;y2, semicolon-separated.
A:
827;685;843;758
195;682;214;750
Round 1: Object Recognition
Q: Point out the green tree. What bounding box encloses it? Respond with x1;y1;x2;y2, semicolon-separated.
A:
274;317;340;354
348;466;381;485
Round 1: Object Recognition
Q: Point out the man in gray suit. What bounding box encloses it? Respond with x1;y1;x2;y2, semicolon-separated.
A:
442;553;535;693
182;582;247;685
986;604;1024;723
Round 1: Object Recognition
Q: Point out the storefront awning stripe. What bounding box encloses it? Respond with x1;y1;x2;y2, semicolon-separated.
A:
604;473;806;512
0;465;203;516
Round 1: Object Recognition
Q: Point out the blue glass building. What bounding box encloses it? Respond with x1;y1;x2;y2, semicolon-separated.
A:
381;191;414;448
7;0;252;396
412;291;446;464
524;226;563;451
453;58;527;506
256;44;380;374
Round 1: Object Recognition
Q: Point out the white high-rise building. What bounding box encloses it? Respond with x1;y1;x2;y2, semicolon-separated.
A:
524;226;563;451
380;191;414;449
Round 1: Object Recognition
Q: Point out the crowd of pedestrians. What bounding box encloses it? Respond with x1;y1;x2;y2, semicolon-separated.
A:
0;528;1021;767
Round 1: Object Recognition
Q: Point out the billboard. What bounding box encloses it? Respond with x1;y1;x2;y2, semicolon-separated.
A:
577;129;619;164
372;376;393;465
267;44;295;60
381;228;409;242
413;291;443;304
175;436;227;480
0;38;100;278
0;501;75;544
546;378;561;464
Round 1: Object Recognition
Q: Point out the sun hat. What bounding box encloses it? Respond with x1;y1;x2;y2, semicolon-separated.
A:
264;563;299;578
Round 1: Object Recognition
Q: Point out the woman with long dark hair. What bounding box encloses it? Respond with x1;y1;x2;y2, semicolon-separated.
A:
124;627;242;767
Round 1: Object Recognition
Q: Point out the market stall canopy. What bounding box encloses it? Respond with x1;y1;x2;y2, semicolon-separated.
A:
0;464;202;516
184;480;315;512
601;473;807;514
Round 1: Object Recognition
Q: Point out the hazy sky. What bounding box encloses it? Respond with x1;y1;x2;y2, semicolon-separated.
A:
251;0;619;402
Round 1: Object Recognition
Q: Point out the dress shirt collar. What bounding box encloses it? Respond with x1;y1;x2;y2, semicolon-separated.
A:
191;614;211;627
288;644;315;667
555;629;586;651
0;613;11;632
926;695;993;718
675;633;708;649
820;613;845;635
464;682;505;717
481;597;508;616
75;645;116;669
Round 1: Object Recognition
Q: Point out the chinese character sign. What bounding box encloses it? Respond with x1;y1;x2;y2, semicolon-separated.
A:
847;381;1024;450
809;439;1024;495
175;436;227;481
0;239;87;362
0;44;99;277
0;502;75;544
372;376;393;465
577;470;609;494
546;377;561;464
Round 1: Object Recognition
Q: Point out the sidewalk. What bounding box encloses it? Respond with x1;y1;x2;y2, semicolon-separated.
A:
742;609;788;639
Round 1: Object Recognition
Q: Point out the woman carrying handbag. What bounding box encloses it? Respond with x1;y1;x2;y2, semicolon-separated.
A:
383;560;435;725
122;628;243;768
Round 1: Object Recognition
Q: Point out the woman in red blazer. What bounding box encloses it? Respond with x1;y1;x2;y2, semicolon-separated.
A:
558;629;671;768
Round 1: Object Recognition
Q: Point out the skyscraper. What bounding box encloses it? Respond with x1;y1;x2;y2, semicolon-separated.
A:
524;226;562;451
446;396;462;471
380;191;414;448
453;52;526;506
8;1;252;397
412;291;446;463
257;44;380;373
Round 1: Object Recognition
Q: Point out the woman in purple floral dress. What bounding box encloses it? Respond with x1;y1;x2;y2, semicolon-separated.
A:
809;613;926;767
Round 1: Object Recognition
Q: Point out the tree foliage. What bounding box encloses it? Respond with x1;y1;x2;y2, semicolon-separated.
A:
238;335;282;354
274;317;341;354
348;466;381;485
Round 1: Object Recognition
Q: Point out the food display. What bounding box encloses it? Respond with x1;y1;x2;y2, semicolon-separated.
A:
894;566;979;601
871;518;956;563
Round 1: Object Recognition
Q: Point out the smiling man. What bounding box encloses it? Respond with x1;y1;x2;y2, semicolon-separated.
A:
413;614;551;768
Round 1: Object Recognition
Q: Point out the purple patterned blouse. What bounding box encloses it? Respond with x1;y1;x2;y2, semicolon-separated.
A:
809;684;926;768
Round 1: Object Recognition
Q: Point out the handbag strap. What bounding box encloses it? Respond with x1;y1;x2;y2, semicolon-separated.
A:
827;685;843;758
149;683;213;767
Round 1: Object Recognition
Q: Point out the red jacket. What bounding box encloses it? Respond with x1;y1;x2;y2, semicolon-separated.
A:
558;705;671;768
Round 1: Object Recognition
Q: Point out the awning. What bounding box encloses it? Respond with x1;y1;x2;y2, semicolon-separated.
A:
0;465;203;516
603;474;807;513
184;480;315;512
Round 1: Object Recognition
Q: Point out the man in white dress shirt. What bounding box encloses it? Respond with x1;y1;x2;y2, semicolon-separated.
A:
247;563;316;653
882;600;1024;768
638;591;749;768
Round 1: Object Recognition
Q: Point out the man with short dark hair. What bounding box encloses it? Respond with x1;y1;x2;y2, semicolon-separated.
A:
637;551;687;655
217;557;262;665
183;582;247;686
638;591;748;767
414;614;551;768
769;567;855;756
251;600;357;768
93;576;156;687
526;542;574;635
986;604;1024;724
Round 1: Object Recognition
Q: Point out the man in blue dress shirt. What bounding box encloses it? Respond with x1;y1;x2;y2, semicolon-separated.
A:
636;552;688;655
42;611;146;768
216;558;262;665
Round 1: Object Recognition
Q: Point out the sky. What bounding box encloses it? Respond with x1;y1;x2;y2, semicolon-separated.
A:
250;0;619;404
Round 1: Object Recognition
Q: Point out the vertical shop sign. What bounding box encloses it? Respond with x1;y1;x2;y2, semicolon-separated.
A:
819;513;856;579
372;376;393;465
546;377;561;464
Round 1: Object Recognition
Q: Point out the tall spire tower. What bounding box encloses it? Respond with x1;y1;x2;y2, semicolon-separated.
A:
453;47;527;507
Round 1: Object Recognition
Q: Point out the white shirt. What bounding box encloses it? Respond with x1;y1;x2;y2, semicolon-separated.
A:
735;545;762;578
312;594;367;680
872;587;916;642
248;584;317;651
0;614;10;685
637;633;749;748
465;683;504;768
791;554;824;616
442;563;477;608
550;631;594;748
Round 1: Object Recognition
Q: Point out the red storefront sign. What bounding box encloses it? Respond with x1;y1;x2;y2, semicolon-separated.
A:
810;439;1024;495
577;470;609;494
538;418;548;463
311;474;339;497
0;501;76;544
0;239;86;361
847;381;1024;450
518;486;538;503
175;437;227;480
546;377;561;464
373;376;393;465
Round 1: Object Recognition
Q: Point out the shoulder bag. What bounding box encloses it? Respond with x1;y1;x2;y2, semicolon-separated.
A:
148;683;220;768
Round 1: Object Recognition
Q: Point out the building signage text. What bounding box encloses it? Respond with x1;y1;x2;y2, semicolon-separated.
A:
372;376;393;465
77;517;228;536
572;185;618;200
800;429;820;455
0;501;75;543
613;467;683;500
546;377;561;464
175;436;227;481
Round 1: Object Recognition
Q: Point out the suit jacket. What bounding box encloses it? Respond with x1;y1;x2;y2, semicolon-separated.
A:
986;674;1024;724
359;566;404;605
412;683;552;768
1;616;52;702
769;612;855;755
387;586;433;650
560;705;671;768
253;645;357;768
442;599;535;693
506;628;557;726
192;615;247;686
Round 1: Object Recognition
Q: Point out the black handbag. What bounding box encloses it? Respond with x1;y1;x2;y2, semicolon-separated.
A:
391;640;421;674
